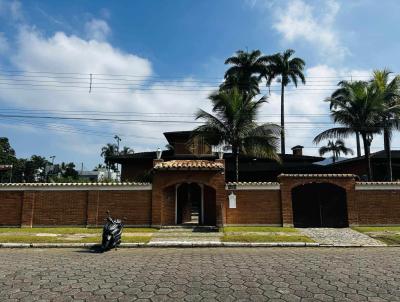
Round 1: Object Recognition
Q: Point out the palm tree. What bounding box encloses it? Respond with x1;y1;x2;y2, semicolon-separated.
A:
318;140;353;163
370;69;400;181
314;81;383;180
100;143;118;171
192;88;280;182
261;49;306;155
327;80;363;157
222;49;266;96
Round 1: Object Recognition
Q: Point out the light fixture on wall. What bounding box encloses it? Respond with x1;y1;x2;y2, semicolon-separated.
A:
156;148;162;159
218;149;224;159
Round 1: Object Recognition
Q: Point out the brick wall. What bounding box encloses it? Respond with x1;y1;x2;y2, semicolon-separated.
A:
0;185;152;227
1;178;400;228
33;191;88;226
225;189;282;225
354;185;400;225
0;192;23;226
88;191;152;227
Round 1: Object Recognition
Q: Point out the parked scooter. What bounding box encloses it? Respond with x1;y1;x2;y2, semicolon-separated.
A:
101;211;123;252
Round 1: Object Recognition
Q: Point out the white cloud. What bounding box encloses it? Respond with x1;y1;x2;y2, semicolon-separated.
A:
13;27;151;77
272;0;348;61
0;27;213;165
85;18;111;41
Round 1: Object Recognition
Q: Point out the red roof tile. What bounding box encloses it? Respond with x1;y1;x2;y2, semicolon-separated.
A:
154;160;224;171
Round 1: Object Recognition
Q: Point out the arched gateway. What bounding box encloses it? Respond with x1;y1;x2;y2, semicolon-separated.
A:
151;159;225;227
292;183;348;227
278;174;356;227
175;183;216;225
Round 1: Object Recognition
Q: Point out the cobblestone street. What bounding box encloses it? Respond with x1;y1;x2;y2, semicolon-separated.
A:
1;248;400;301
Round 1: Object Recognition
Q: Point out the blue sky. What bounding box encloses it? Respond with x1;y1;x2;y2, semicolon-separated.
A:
0;0;399;169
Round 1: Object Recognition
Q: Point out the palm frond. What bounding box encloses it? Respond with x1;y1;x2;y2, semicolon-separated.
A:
313;127;353;144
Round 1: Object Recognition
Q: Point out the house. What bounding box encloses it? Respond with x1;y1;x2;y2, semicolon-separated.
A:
326;150;400;181
109;131;326;182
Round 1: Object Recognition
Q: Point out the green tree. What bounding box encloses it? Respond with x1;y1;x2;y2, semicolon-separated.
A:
327;80;363;157
192;88;280;182
101;143;118;171
370;69;400;181
24;155;50;182
314;81;383;180
61;162;79;179
0;138;17;182
221;49;266;96
318;140;353;163
262;49;306;155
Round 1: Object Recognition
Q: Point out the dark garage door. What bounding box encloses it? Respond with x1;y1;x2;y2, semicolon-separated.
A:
292;183;348;228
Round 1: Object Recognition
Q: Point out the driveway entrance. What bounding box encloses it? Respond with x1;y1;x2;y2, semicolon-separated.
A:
292;183;349;228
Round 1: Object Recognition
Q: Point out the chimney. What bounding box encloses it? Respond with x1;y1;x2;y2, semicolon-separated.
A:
291;145;304;156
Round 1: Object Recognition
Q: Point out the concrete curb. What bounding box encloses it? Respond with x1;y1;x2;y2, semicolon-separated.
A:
0;242;390;248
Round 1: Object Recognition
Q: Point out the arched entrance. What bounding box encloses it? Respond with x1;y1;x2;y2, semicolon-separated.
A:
292;183;348;228
175;183;216;226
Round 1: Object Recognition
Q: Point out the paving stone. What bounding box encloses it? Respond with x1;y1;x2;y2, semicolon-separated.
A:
0;248;399;301
298;228;384;246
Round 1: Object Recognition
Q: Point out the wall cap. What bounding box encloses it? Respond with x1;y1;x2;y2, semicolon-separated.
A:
226;182;280;190
278;173;357;179
0;182;152;191
356;182;400;190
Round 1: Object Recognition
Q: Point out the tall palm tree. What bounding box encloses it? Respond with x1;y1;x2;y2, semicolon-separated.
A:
318;140;353;163
314;81;383;180
370;69;400;181
327;80;362;157
222;49;266;96
261;49;306;155
192;88;280;182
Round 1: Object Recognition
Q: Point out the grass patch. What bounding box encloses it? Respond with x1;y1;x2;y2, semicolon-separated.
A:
373;235;400;245
352;226;400;233
352;227;400;246
121;236;150;243
223;226;298;233
0;227;157;234
222;234;314;243
0;234;150;244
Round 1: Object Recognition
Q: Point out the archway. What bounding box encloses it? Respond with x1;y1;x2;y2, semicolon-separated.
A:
175;183;216;226
292;183;348;228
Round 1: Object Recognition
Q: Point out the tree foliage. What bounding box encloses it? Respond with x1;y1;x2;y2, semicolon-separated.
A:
318;140;353;163
192;88;280;181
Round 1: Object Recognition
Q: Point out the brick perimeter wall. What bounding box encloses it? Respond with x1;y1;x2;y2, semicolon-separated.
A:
354;190;400;225
225;190;282;225
33;191;88;226
0;189;152;227
1;182;400;227
0;192;23;226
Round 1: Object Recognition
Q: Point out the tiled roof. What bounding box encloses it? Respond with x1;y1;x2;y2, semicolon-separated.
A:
154;160;224;170
278;173;356;178
226;182;279;186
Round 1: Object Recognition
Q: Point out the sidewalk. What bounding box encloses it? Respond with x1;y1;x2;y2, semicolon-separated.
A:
0;226;391;248
299;228;385;247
